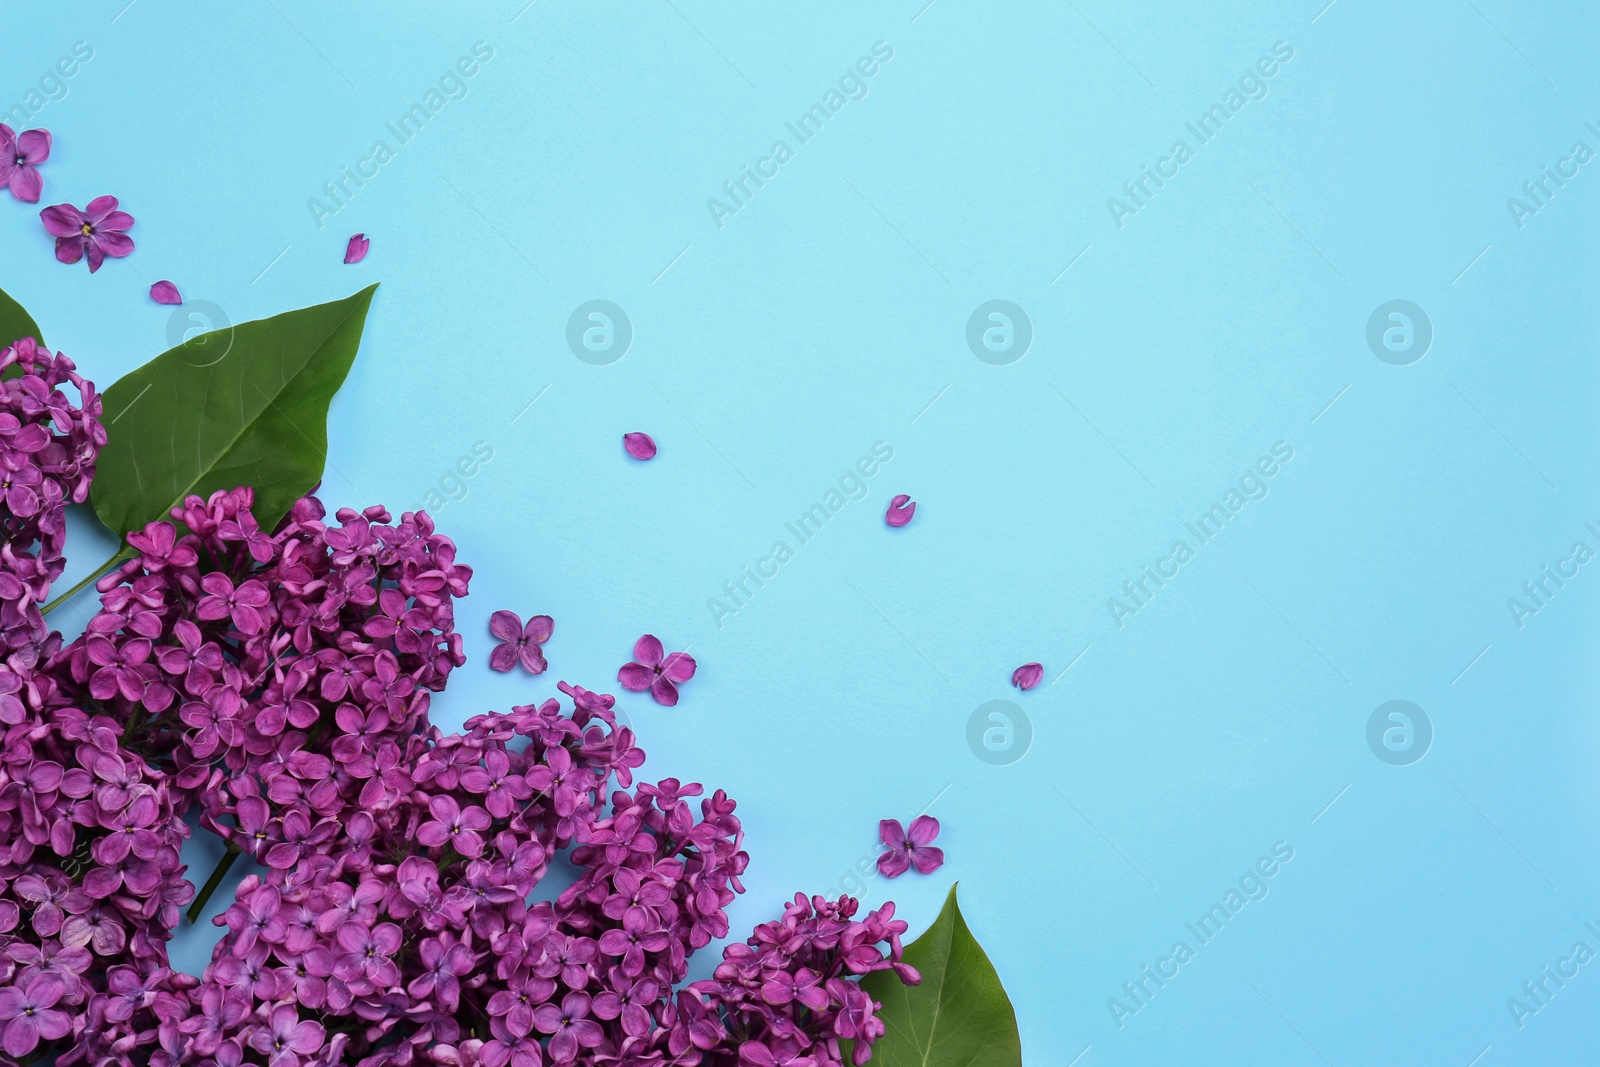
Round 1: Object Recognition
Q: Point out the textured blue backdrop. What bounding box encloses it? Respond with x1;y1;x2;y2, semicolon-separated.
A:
5;1;1600;1062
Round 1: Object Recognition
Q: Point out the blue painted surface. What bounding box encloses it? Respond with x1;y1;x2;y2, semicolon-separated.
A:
5;1;1600;1061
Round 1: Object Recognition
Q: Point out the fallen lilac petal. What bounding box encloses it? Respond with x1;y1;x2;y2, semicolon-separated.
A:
876;848;911;878
149;281;182;305
344;233;370;264
1011;662;1043;690
623;432;657;460
885;494;916;527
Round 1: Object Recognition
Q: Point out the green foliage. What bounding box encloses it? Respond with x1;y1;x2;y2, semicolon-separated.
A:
91;285;377;539
0;285;44;350
859;885;1022;1067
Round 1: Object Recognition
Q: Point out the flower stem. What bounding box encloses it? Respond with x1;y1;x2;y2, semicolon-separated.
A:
187;846;241;924
41;550;124;614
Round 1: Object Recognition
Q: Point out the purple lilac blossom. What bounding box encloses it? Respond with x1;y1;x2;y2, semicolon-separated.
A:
489;610;553;675
876;816;943;878
0;369;915;1065
617;635;696;707
0;125;49;203
39;196;135;273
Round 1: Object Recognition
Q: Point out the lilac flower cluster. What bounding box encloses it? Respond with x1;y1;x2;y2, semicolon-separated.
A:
184;688;914;1066
0;337;103;670
47;488;469;815
0;387;915;1065
0;712;197;1064
689;894;918;1067
0;338;201;1066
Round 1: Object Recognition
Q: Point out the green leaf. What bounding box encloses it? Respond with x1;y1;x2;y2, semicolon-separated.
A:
859;885;1022;1067
0;285;44;349
91;285;377;540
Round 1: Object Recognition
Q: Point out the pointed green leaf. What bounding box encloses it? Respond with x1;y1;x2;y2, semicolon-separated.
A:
860;885;1022;1067
0;286;44;349
91;285;377;540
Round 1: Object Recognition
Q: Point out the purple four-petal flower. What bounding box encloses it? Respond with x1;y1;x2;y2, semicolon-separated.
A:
617;634;696;706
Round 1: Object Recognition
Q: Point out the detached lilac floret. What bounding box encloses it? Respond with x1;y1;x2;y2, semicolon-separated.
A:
0;124;49;203
40;195;134;273
488;609;553;674
0;337;102;659
618;633;696;706
877;815;944;877
0;975;72;1056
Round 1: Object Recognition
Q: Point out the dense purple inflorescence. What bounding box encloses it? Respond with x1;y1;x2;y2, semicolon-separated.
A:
0;335;917;1067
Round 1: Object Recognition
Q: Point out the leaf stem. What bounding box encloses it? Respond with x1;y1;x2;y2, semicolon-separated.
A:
187;846;241;924
41;551;124;614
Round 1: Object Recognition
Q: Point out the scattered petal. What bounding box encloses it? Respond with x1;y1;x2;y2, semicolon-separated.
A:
617;662;655;692
149;281;182;306
344;233;370;264
1011;662;1043;691
660;651;696;683
876;848;911;878
649;675;680;707
488;610;524;644
884;494;916;528
623;432;657;460
632;634;664;669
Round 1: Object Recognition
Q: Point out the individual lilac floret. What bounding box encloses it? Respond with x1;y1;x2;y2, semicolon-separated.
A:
488;609;553;674
877;816;943;877
618;634;696;706
1011;662;1043;690
0;974;72;1056
0;125;50;203
40;196;135;273
623;432;657;460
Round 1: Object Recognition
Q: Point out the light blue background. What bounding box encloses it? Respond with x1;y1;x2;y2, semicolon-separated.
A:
5;1;1600;1062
